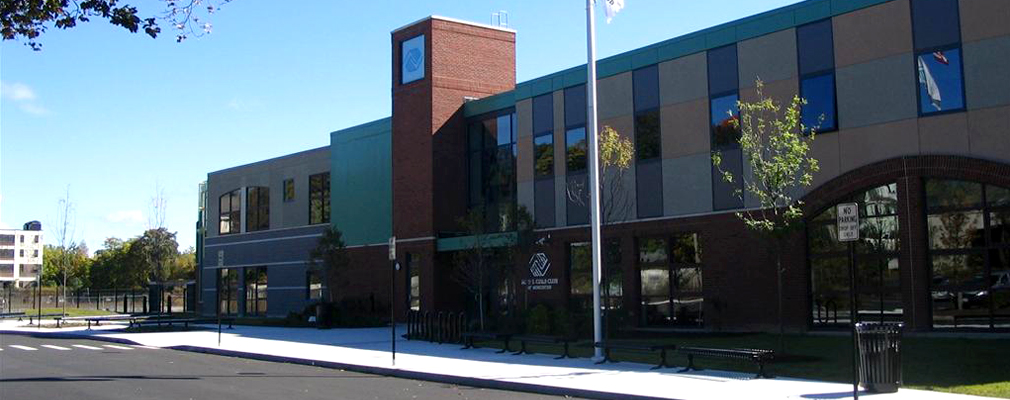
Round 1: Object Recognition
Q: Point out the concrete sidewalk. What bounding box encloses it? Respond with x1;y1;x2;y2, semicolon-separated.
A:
0;320;990;400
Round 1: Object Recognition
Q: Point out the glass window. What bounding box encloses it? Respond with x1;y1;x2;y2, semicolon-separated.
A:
564;84;587;128
989;186;1010;208
283;179;295;202
0;235;13;245
408;253;420;311
604;240;624;311
309;172;330;225
635;110;661;160
801;73;837;132
916;48;964;115
534;133;554;177
496;114;512;146
245;267;268;316
246;186;269;232
926;180;983;211
911;0;961;51
638;238;668;264
307;270;323;300
218;268;238;315
809;183;902;327
532;93;553;136
534;177;555;228
672;233;702;264
636;160;663;218
566;127;587;173
707;44;738;96
710;94;740;150
797;19;834;76
712;147;744;211
569;242;592;312
566;173;589;226
218;189;241;235
468;111;517;232
926;180;1010;329
633;65;660;113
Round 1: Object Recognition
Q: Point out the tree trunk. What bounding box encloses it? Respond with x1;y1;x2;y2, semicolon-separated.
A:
776;237;785;353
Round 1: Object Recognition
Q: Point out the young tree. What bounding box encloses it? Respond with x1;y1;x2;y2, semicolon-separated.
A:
308;226;349;303
51;186;78;316
566;125;635;224
451;205;494;331
711;79;820;349
1;0;234;50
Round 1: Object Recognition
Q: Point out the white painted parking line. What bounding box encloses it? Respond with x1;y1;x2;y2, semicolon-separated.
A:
103;345;133;350
9;345;37;351
41;345;71;351
131;345;159;350
71;344;103;350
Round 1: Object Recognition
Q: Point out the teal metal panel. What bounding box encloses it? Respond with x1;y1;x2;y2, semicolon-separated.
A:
736;12;795;41
705;27;738;48
514;84;531;101
552;76;567;91
831;0;892;15
656;34;707;63
463;91;516;118
563;67;588;87
330;118;392;247
530;78;554;98
436;232;517;252
794;0;832;25
630;48;658;70
597;55;632;78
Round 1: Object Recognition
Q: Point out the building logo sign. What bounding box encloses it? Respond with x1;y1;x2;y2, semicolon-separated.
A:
522;252;558;291
401;34;425;84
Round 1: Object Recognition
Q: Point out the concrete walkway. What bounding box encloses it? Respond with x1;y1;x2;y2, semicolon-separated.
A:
0;319;991;400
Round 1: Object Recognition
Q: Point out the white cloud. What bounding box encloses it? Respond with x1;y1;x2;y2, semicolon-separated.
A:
1;81;49;116
19;103;49;115
1;81;36;101
105;210;144;224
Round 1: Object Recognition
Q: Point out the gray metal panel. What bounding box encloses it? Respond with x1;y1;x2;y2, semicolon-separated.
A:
534;178;556;228
663;153;714;216
204;234;321;269
964;35;1010;110
738;29;798;89
659;52;709;106
554;174;567;227
598;72;634;121
712;148;745;211
836;53;917;129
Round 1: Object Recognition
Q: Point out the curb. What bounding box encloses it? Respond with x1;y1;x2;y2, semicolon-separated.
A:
1;329;678;400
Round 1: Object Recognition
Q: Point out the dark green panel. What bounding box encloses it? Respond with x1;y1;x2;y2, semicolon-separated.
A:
330;118;392;246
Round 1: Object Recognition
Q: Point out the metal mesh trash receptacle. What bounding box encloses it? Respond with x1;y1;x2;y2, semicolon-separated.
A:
855;322;903;393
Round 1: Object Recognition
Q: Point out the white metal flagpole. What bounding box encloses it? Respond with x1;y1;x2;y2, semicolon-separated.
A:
586;0;604;360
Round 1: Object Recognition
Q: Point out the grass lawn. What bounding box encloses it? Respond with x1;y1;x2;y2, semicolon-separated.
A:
484;332;1010;398
21;308;119;317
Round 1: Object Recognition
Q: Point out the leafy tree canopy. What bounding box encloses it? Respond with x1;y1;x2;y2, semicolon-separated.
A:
1;0;231;50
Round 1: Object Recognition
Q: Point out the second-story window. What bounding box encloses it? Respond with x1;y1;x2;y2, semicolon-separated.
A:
283;179;295;202
634;64;663;219
309;173;330;225
219;189;241;235
246;186;270;232
911;0;965;116
708;44;743;211
797;19;838;132
467;110;517;232
565;84;589;226
533;93;555;228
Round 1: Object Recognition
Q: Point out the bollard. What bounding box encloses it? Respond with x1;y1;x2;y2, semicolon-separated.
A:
123;294;128;314
167;295;172;315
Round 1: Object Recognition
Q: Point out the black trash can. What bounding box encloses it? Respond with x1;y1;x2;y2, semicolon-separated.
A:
855;322;903;393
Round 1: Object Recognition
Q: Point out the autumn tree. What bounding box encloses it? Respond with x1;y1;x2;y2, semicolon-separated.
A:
711;79;820;349
566;125;635;225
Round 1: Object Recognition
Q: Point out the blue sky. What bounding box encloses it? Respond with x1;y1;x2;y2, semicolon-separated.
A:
1;0;802;253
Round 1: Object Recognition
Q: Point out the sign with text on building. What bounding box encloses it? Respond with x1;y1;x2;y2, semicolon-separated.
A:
401;34;425;84
521;253;558;291
836;203;860;242
388;236;396;261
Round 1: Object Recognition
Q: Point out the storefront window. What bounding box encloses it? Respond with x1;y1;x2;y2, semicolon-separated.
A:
808;183;902;328
245;267;268;316
639;234;703;327
927;180;1010;329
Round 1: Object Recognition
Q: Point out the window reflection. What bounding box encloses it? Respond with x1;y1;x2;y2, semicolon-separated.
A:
916;48;964;114
808;183;902;327
801;73;837;132
710;94;740;150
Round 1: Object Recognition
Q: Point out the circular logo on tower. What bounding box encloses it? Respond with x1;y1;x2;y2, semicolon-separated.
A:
405;48;422;73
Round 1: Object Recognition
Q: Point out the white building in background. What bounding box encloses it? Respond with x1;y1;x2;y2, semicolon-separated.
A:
0;221;43;288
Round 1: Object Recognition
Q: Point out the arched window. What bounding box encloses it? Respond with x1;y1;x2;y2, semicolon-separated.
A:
926;180;1010;329
808;183;902;328
219;189;241;235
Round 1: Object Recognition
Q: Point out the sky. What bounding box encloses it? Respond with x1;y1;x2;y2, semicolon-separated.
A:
1;0;803;254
